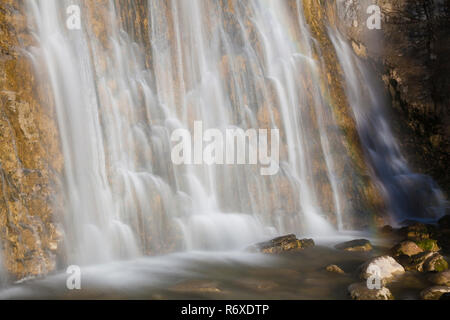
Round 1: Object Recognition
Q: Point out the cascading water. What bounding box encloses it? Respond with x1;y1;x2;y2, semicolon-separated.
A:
24;0;345;266
21;0;445;272
329;30;446;224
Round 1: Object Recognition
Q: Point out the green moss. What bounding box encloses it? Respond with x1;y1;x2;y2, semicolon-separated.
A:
435;259;449;272
416;239;440;252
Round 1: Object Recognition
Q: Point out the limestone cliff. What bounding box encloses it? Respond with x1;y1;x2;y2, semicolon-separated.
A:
325;0;449;196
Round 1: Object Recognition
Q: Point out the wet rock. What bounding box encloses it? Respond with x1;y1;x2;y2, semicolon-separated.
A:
415;239;440;252
335;239;372;252
403;252;449;272
359;256;405;284
325;264;345;274
423;253;449;272
391;240;423;257
428;270;450;286
252;235;315;254
403;223;435;241
420;286;450;300
348;283;394;300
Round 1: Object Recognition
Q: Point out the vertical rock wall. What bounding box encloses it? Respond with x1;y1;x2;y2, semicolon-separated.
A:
0;0;63;279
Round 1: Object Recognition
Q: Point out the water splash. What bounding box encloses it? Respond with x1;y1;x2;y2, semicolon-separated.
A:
22;0;445;269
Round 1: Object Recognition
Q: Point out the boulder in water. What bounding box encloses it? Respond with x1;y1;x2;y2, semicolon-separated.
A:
391;240;424;257
348;282;393;300
359;256;405;284
335;239;372;252
325;264;345;274
415;239;440;252
420;286;450;300
252;234;315;254
402;251;448;272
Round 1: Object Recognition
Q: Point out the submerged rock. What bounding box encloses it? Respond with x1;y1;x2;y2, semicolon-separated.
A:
252;234;315;254
169;280;222;294
423;253;449;272
420;286;450;300
359;256;405;284
428;270;450;286
391;240;424;257
348;283;393;300
335;239;372;252
326;264;345;274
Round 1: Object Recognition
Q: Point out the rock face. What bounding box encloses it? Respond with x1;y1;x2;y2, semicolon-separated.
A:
391;241;424;257
330;0;450;196
253;235;315;254
359;256;405;283
335;239;373;252
348;282;394;300
0;0;63;279
421;286;450;300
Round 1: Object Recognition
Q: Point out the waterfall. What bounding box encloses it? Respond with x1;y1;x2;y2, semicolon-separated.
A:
22;0;445;269
329;29;446;223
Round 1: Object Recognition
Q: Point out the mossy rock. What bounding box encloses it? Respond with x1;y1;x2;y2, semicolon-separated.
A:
415;239;440;252
253;234;315;254
335;239;372;252
429;257;449;272
404;223;436;240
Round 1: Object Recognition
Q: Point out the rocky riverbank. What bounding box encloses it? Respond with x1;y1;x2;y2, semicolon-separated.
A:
251;215;450;300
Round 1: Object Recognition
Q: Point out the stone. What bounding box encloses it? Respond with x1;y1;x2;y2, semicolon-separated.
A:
420;286;450;300
252;234;315;254
335;239;372;252
359;256;405;284
325;264;345;274
391;240;423;257
348;283;394;300
423;253;449;272
404;223;434;241
404;251;449;272
415;239;440;252
427;270;450;286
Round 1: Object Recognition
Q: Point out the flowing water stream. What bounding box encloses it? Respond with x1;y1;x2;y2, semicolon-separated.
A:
25;0;344;266
0;0;445;296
